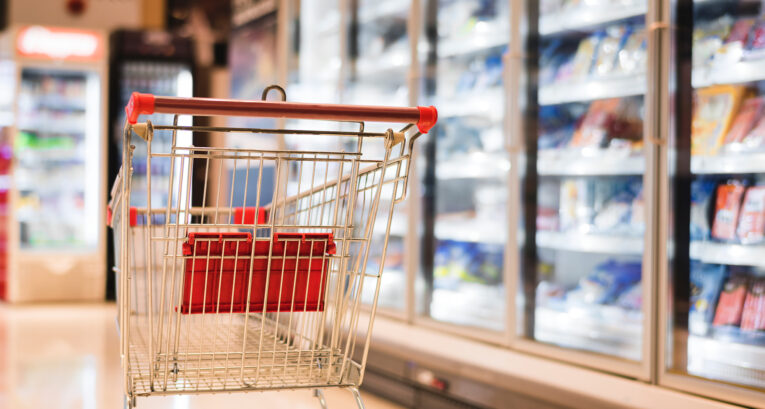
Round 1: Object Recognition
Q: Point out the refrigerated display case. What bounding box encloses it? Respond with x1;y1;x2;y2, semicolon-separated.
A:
106;30;194;300
659;0;765;405
415;0;510;333
511;0;655;377
4;26;107;302
108;30;194;208
350;0;416;313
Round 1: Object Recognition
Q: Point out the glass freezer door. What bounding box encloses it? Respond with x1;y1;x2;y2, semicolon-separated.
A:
663;0;765;404
417;0;510;332
352;0;412;312
15;68;101;249
516;0;651;367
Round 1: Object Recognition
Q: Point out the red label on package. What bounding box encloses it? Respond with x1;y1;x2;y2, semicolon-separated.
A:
711;183;746;241
713;274;749;326
741;278;765;331
737;186;765;243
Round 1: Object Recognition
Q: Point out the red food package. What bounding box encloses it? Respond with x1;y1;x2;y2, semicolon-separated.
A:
741;277;765;331
711;181;746;241
737;186;765;243
713;273;749;326
723;97;764;145
742;116;765;148
746;19;765;59
727;18;755;44
570;99;621;148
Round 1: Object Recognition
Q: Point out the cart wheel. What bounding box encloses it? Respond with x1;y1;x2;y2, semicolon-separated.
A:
313;389;328;409
349;387;366;409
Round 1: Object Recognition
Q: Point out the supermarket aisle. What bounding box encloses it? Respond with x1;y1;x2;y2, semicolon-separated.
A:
0;304;404;409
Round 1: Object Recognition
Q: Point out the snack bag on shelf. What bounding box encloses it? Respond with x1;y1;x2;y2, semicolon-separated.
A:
737;186;765;244
570;32;603;81
690;262;727;335
608;97;644;149
713;18;755;67
690;178;717;240
566;260;642;305
691;85;748;156
693;15;734;67
559;179;594;232
593;25;628;77
723;97;764;146
745;18;765;60
617;26;647;75
615;282;642;310
741;115;765;149
741;277;765;331
711;180;747;241
713;270;749;326
571;98;621;148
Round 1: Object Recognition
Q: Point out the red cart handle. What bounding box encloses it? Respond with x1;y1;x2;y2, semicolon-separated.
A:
126;92;438;133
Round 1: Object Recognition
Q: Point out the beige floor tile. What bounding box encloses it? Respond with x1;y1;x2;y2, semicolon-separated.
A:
0;303;403;409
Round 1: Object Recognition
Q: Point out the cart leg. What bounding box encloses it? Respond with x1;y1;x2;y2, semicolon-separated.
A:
349;387;366;409
313;389;328;409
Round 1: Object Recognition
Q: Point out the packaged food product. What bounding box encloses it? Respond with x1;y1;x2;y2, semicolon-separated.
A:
608;97;644;148
689;262;727;335
593;25;628;77
690;178;717;240
630;186;645;234
617;27;647;75
713;18;755;67
745;18;765;60
711;180;747;241
693;15;734;66
713;271;749;326
566;260;642;305
737;186;765;243
691;85;748;156
571;98;621;148
741;277;765;331
741;115;765;149
570;32;602;80
615;282;642;310
723;97;764;145
559;179;594;232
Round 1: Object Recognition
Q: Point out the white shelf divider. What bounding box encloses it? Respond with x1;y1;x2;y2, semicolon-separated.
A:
539;74;645;105
539;2;647;36
538;150;644;175
689;241;765;268
536;231;644;255
691;152;765;174
693;59;765;88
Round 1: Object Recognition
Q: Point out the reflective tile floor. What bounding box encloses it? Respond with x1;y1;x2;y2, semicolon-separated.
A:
0;303;404;409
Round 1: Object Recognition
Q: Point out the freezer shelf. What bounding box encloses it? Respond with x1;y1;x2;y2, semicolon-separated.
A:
539;2;647;36
438;88;504;120
534;304;642;361
431;282;504;332
536;231;644;255
436;153;509;180
438;33;509;58
357;0;408;24
687;334;765;389
538;149;644;176
693;59;765;88
539;74;645;105
691;152;765;174
435;218;506;245
689;241;765;268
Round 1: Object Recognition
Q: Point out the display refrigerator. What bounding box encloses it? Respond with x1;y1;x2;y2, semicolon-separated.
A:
659;0;765;405
350;0;416;314
417;0;510;335
3;25;108;302
510;0;655;378
106;30;194;300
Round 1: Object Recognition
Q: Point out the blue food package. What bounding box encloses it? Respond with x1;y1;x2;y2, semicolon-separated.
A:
690;178;717;240
433;240;503;289
689;261;727;335
567;260;642;305
616;283;642;310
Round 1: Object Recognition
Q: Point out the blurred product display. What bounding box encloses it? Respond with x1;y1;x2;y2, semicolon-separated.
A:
0;25;106;302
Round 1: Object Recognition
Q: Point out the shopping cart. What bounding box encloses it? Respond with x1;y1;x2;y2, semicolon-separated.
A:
107;86;437;408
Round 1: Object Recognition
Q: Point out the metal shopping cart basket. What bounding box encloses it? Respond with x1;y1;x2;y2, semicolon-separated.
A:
107;86;437;408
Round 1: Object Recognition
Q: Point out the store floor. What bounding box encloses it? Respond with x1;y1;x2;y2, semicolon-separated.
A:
0;303;404;409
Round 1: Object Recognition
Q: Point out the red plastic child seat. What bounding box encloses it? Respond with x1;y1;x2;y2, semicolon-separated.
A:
181;231;336;314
